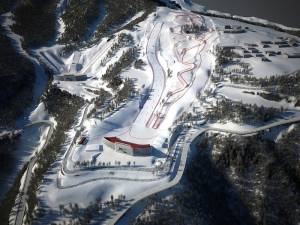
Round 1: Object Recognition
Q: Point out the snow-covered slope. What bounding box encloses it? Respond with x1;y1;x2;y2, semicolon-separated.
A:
33;3;300;224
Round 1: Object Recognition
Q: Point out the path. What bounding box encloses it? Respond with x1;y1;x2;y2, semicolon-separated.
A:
81;40;115;74
60;104;91;175
13;121;54;225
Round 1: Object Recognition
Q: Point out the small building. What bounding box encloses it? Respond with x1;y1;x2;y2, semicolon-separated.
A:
245;43;258;47
266;50;281;56
275;41;288;45
224;29;245;34
265;50;276;54
221;45;236;50
283;53;300;58
56;73;87;81
277;36;285;40
279;44;291;48
85;144;103;152
251;49;260;54
261;41;273;45
244;54;253;58
223;25;245;33
103;137;152;156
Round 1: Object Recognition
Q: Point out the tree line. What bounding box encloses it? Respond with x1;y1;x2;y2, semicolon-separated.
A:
206;98;282;123
25;84;84;224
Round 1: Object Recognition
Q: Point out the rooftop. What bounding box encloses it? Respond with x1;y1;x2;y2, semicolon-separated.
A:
104;137;151;149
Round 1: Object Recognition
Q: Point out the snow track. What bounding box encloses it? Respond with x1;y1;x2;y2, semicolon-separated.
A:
81;39;115;74
134;22;166;127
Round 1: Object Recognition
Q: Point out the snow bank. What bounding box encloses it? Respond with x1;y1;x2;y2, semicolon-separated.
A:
29;102;48;123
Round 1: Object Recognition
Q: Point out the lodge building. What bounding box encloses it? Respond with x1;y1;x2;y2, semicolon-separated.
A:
103;137;152;156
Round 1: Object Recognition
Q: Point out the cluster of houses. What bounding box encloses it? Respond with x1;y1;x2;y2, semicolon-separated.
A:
221;36;300;63
242;43;273;62
220;45;271;62
223;25;247;34
221;26;300;61
243;39;300;60
283;53;300;58
258;37;299;49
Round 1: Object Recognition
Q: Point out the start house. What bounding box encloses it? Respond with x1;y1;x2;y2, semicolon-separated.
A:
103;137;152;156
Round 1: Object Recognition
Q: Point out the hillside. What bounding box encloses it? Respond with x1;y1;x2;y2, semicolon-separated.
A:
0;1;300;225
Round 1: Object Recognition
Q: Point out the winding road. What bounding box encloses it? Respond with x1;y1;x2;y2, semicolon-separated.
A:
108;116;300;225
60;104;91;176
13;120;54;225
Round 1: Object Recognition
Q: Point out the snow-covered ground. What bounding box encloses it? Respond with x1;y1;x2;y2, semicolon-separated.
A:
211;17;300;77
33;3;300;224
35;7;218;215
217;86;298;109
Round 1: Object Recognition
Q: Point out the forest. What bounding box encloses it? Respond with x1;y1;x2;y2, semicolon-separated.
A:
134;125;300;225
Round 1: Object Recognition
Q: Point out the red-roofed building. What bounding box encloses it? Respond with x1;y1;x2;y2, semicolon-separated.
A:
103;137;152;156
